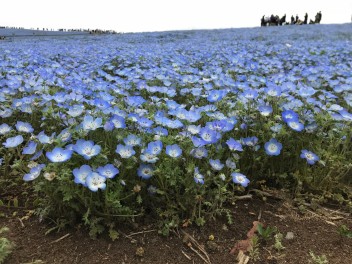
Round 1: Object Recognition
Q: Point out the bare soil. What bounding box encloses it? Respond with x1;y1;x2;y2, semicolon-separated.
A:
1;192;351;264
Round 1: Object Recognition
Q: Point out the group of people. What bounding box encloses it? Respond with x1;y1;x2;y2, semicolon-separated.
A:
261;11;322;26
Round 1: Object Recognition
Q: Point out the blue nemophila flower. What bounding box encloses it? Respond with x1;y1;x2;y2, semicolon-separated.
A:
73;139;101;160
258;105;273;116
23;164;45;181
124;134;142;146
57;129;72;143
265;83;281;97
81;115;102;131
140;152;159;163
264;138;282;156
190;147;208;159
137;164;154;179
165;144;182;158
116;144;136;158
125;96;146;107
96;164;119;179
0;108;13;118
199;127;220;144
86;172;107;192
191;136;207;147
282;110;299;122
231;172;250;187
37;131;55;144
73;165;92;186
153;126;168;137
22;141;38;155
226;138;243;151
242;136;259;147
3;135;24;148
0;123;12;135
15;121;34;133
286;119;304;132
207;89;226;102
137;116;154;128
67;104;84;117
270;123;282;133
46;147;73;162
146;140;163;155
187;125;202;135
194;167;204;184
209;159;224;171
110;115;126;129
300;149;319;165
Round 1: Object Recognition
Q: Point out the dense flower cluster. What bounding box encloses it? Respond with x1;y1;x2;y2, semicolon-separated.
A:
0;24;351;199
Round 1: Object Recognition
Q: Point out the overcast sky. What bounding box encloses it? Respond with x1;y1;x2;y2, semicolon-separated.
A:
1;0;351;32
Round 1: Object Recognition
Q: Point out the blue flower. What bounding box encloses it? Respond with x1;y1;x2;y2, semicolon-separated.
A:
282;110;299;122
207;90;226;102
123;134;142;146
116;144;136;158
300;149;319;165
22;141;38;155
81;115;102;131
242;136;259;147
96;164;119;179
73;165;92;186
140;152;159;163
0;123;12;135
165;144;182;158
231;172;250;187
209;159;224;171
264;138;282;156
57;129;72;143
67;104;84;117
73;139;101;160
110;115;126;129
194;167;204;184
286;120;304;132
199;127;220;144
137;116;154;128
37;131;55;144
187;125;201;135
15;121;34;133
86;172;107;192
258;105;273;116
3;135;24;148
145;140;163;155
46;147;73;162
226;138;243;151
23;164;45;181
190;147;208;159
153;126;169;136
137;164;154;179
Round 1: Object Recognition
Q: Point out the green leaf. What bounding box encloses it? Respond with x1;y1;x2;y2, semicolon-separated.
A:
109;229;119;241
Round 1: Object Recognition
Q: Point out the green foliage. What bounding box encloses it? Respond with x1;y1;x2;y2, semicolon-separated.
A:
257;223;277;241
248;235;260;261
337;225;352;238
274;232;285;251
0;227;14;264
309;251;329;264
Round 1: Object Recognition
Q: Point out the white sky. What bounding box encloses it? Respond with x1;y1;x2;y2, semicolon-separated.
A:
1;0;351;32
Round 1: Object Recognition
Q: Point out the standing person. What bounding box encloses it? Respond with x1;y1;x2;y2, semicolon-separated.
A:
304;13;308;24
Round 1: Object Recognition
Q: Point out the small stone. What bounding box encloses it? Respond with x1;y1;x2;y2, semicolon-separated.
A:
285;232;294;240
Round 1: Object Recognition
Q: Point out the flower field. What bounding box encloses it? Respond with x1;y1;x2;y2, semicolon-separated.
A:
0;24;351;238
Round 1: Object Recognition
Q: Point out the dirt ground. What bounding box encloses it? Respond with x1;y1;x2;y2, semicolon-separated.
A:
1;192;351;264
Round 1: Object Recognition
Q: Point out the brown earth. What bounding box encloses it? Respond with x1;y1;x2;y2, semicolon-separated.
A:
1;192;351;264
